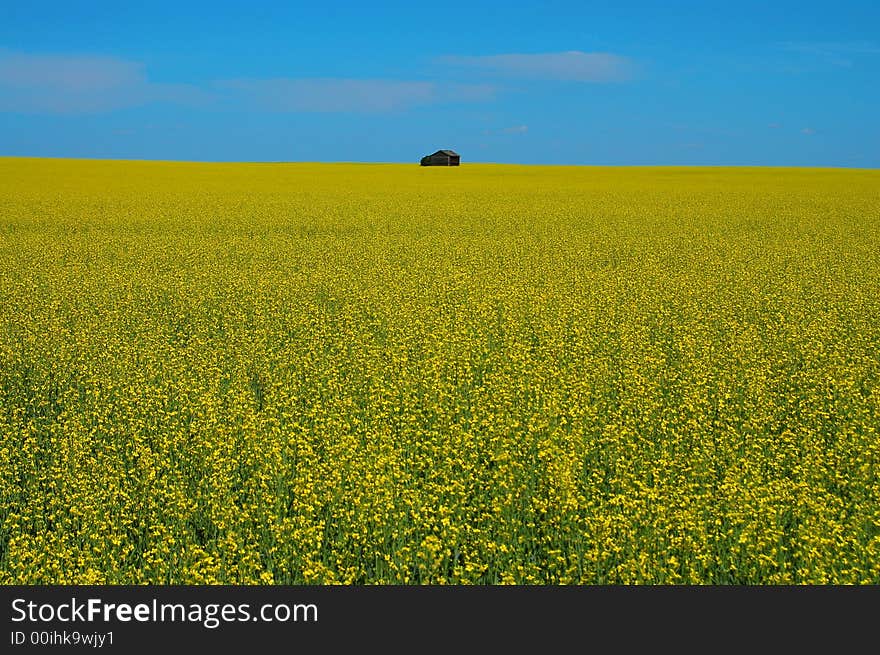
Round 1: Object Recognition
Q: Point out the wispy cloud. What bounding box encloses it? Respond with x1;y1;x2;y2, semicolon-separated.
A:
217;78;431;113
0;52;143;91
482;124;529;137
439;51;634;82
780;41;880;55
776;41;880;69
0;50;205;113
215;78;496;113
801;127;816;135
0;50;499;115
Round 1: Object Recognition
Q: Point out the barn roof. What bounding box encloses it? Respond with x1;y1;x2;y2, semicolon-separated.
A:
435;150;459;156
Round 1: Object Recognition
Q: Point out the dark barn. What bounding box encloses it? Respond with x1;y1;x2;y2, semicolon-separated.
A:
420;149;460;166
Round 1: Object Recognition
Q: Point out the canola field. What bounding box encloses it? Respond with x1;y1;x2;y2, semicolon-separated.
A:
1;157;879;584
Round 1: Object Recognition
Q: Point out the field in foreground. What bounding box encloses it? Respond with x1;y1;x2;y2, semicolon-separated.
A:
1;158;879;584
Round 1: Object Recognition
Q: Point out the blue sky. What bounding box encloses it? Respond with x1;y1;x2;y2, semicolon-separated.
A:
1;1;878;166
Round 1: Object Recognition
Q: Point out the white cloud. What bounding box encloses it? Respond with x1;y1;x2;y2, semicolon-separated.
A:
0;49;497;115
0;52;144;91
439;51;633;82
216;78;496;113
801;128;816;135
502;125;528;134
443;83;497;103
0;50;206;113
776;41;880;69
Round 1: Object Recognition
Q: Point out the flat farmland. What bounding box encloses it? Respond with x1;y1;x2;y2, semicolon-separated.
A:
1;158;878;583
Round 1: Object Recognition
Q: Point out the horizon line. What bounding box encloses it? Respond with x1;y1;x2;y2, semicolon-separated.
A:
0;155;877;171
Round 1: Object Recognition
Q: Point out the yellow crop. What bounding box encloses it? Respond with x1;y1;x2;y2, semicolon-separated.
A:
1;158;878;584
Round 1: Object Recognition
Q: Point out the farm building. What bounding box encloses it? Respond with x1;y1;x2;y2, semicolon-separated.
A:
420;150;460;166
